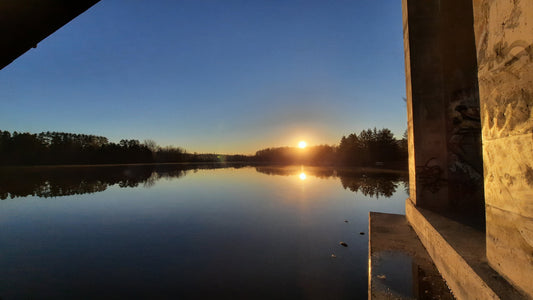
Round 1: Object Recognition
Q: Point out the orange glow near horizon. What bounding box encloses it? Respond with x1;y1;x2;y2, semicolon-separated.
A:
298;141;307;148
299;172;307;180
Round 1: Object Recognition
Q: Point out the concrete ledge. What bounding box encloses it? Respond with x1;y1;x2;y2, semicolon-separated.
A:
369;212;453;299
405;199;527;300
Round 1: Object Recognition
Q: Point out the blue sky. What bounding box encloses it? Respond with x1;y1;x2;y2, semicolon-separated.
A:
0;0;406;154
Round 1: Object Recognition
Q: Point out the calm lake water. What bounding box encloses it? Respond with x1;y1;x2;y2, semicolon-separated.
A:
0;164;407;299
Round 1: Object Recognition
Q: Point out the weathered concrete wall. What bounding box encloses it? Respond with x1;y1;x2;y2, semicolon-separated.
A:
472;0;533;296
403;0;484;216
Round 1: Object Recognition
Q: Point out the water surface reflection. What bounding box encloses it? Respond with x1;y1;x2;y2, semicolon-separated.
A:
1;164;407;200
0;164;248;199
0;164;408;299
255;166;408;198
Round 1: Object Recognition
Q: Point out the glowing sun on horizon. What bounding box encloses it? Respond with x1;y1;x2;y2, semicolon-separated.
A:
298;141;307;149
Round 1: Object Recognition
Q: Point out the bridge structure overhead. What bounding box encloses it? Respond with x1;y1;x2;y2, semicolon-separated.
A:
0;0;100;70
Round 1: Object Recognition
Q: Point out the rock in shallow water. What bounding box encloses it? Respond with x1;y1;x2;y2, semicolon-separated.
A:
339;241;348;247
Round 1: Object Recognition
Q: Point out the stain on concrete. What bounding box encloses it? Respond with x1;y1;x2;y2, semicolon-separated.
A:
504;173;516;186
416;158;444;194
371;251;414;298
524;165;533;187
504;0;522;29
447;86;484;214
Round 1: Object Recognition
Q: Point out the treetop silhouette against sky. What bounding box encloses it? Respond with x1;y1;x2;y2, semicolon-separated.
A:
0;1;405;154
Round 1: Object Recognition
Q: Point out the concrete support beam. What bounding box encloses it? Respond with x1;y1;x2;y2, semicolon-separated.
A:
402;0;484;216
0;0;100;70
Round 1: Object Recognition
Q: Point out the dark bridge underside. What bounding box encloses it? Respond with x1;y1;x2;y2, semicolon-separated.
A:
0;0;100;70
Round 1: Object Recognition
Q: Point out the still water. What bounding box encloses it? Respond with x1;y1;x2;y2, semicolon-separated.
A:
0;164;407;299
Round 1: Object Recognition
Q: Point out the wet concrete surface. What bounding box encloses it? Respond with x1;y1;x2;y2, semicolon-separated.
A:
369;212;454;299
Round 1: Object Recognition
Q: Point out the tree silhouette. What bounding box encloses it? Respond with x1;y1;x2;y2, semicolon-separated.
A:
0;128;405;167
255;127;407;167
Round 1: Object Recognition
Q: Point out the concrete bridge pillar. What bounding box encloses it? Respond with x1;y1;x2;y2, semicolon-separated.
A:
473;0;533;296
403;0;484;218
403;0;533;297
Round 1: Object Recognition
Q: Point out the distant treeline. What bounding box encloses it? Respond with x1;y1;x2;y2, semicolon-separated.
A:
255;128;407;167
0;128;406;167
0;131;252;166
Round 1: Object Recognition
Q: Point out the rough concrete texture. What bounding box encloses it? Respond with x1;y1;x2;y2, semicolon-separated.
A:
406;199;527;300
369;212;453;300
473;0;533;140
486;205;533;299
483;135;533;217
472;0;533;296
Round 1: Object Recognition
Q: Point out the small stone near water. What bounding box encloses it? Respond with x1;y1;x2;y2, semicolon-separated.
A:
331;254;337;258
359;232;365;235
339;241;348;247
343;219;349;223
377;274;386;279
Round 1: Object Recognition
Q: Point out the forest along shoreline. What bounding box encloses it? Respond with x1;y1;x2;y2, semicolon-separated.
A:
0;127;407;169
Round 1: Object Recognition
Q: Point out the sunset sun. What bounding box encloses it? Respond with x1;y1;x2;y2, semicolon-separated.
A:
298;141;307;149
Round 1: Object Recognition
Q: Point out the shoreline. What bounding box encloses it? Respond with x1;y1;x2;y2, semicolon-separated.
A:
0;162;408;174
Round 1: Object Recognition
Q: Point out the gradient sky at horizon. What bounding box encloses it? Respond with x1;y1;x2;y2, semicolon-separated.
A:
1;0;406;155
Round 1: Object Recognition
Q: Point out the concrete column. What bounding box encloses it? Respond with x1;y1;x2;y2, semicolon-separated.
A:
403;0;484;217
473;0;533;296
